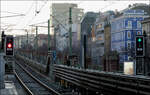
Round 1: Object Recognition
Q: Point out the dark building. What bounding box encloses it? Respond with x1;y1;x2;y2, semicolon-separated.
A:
80;12;99;68
142;17;150;75
81;12;99;36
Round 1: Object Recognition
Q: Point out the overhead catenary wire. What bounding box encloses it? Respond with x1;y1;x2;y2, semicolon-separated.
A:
25;2;35;15
29;21;48;26
1;11;25;15
5;1;48;32
15;2;76;33
29;14;69;31
23;1;48;29
1;24;17;31
38;0;48;15
51;6;73;30
9;1;35;31
28;3;71;33
0;14;25;18
51;15;69;32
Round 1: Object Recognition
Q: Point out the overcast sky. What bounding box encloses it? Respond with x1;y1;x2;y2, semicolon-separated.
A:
1;0;150;35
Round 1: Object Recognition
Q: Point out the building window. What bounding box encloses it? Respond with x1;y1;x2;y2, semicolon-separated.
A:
137;21;141;28
127;31;131;39
98;36;103;41
127;42;131;51
137;31;141;35
96;24;102;29
117;23;120;30
127;21;132;28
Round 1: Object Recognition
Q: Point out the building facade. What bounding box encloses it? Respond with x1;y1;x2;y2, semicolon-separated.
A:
91;11;114;65
14;34;35;49
80;12;99;67
91;15;104;65
142;17;150;75
36;34;48;47
142;17;150;56
50;3;84;53
111;9;145;64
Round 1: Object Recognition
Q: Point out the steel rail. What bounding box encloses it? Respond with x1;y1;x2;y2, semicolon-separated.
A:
15;61;61;95
15;59;61;94
14;71;34;95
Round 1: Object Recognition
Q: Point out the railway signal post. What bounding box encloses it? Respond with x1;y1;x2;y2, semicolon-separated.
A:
4;35;14;73
135;35;145;75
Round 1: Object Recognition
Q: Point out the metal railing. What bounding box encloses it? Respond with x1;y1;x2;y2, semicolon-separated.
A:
54;64;150;95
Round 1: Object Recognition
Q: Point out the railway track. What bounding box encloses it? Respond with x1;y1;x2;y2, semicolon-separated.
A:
14;60;61;95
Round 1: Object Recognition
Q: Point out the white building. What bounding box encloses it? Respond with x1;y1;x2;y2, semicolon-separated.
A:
50;3;84;52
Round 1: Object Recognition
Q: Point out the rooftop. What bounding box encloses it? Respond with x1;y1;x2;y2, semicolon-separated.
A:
142;16;150;24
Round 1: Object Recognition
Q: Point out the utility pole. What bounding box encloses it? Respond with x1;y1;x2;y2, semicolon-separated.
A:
26;30;28;49
83;34;87;69
48;19;50;51
135;35;145;75
143;31;147;75
1;31;5;50
36;26;38;50
69;7;72;56
46;19;52;75
18;37;19;49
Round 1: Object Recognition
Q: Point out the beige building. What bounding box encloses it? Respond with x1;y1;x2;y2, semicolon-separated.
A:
50;3;84;27
50;3;84;52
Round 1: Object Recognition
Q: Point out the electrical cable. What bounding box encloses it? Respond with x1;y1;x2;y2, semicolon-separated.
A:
1;11;25;15
0;14;25;18
52;8;70;25
38;0;48;14
49;3;84;38
30;21;48;26
10;1;35;31
51;15;69;32
24;1;48;29
22;2;77;33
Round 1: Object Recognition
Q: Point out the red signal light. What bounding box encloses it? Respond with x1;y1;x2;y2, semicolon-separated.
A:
7;43;12;48
5;36;14;56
